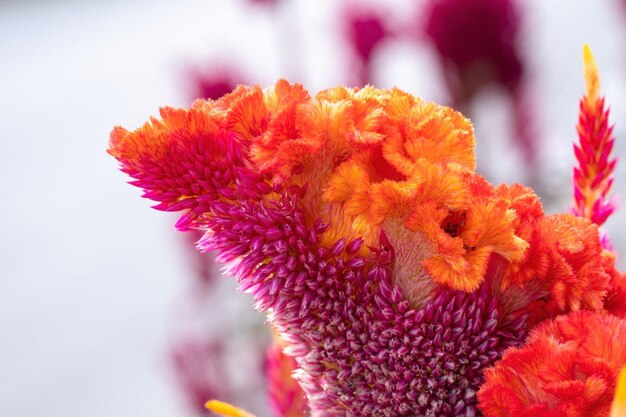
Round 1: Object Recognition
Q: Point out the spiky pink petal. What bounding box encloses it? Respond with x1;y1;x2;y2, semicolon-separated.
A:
571;45;618;228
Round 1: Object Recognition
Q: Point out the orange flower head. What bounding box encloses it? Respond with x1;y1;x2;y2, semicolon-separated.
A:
311;88;527;304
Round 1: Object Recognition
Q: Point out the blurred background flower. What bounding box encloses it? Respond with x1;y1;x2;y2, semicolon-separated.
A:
421;0;540;184
2;1;626;416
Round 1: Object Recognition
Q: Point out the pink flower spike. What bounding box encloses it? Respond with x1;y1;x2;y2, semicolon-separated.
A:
571;45;618;228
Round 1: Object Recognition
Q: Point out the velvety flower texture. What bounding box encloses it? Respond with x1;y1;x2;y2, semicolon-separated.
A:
478;311;626;417
109;69;625;414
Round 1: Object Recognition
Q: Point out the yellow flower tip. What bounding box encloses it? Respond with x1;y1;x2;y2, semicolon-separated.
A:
205;400;257;417
583;43;600;101
611;366;626;417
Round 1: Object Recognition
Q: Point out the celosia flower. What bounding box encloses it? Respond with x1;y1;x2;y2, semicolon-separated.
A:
209;363;626;417
109;47;623;416
566;45;626;317
478;311;626;417
571;45;617;227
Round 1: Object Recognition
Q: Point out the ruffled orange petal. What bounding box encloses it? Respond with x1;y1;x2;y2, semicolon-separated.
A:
541;214;612;313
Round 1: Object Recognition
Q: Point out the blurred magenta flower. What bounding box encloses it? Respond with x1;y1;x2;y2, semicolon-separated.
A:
247;0;281;7
422;0;538;167
347;10;386;64
189;67;243;101
424;0;523;99
343;5;389;85
172;339;231;414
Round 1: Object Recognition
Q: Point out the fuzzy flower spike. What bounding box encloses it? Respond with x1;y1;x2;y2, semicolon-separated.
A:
109;50;622;416
572;44;617;227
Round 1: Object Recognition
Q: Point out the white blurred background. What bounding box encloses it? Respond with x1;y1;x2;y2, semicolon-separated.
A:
1;1;626;416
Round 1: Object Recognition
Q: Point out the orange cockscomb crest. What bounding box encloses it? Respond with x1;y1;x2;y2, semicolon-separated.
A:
540;214;612;312
206;82;532;305
315;89;528;302
495;211;614;326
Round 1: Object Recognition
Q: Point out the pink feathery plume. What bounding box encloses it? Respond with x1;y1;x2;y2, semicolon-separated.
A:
572;45;617;229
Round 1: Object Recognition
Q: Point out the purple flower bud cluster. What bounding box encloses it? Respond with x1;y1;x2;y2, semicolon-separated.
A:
189;168;527;416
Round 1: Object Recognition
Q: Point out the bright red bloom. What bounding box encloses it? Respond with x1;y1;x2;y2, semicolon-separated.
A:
478;311;626;417
605;269;626;318
532;214;612;316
